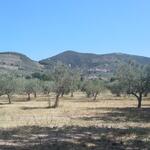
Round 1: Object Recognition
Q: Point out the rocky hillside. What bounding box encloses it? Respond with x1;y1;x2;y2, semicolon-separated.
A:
0;52;43;73
1;51;150;76
40;50;150;74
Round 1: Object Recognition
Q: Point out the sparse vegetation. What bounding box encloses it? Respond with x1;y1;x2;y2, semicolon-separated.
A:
0;74;16;104
82;79;105;100
0;92;150;149
0;53;150;149
116;63;150;108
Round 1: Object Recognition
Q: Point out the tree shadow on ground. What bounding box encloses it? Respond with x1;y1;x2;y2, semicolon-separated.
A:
0;125;150;150
142;104;150;107
81;107;150;123
0;103;7;105
20;106;48;110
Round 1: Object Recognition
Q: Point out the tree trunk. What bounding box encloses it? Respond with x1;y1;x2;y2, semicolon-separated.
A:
34;92;37;98
53;94;60;108
71;91;74;97
7;94;11;104
137;94;142;108
93;92;98;101
27;93;31;101
116;93;121;97
61;91;64;97
132;92;142;108
48;95;51;108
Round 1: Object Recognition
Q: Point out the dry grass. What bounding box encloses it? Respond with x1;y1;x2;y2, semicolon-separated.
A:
0;92;150;149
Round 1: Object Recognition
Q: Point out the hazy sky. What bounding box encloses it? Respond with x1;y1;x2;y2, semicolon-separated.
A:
0;0;150;60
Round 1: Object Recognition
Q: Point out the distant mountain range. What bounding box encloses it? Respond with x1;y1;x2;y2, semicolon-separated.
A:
1;50;150;76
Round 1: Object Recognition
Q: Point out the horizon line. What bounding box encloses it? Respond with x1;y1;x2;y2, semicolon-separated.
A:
0;50;149;61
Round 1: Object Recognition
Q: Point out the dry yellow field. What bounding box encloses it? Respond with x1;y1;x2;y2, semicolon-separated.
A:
0;92;150;150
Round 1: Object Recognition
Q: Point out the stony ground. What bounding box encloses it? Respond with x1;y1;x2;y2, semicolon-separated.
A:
0;92;150;150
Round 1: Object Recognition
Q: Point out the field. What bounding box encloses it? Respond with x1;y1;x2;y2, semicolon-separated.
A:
0;92;150;150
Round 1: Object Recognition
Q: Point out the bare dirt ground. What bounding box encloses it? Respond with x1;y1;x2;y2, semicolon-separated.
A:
0;92;150;150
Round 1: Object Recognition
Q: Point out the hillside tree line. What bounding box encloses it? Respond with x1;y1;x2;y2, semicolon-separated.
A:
0;62;150;108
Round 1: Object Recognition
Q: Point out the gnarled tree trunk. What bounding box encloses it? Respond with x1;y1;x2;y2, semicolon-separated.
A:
53;93;60;108
27;93;31;101
34;92;37;98
93;92;98;101
71;91;74;97
131;92;143;108
7;94;11;104
137;94;142;108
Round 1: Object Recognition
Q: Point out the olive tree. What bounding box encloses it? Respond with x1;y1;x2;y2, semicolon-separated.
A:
42;81;55;95
32;79;42;98
23;79;41;100
82;79;105;100
0;74;16;104
82;80;94;98
52;63;71;108
23;79;33;100
69;70;81;97
143;65;150;97
92;79;105;100
42;81;55;107
117;64;150;108
107;81;124;97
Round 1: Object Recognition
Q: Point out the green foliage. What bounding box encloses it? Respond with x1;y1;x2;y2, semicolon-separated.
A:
31;72;53;81
42;81;55;94
50;63;72;107
82;79;105;100
107;81;124;97
0;74;16;103
14;78;25;94
69;70;81;97
25;79;41;99
116;63;150;108
81;80;93;97
52;63;71;94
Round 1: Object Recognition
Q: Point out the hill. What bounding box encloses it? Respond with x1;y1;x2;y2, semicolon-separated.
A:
1;50;150;77
40;50;150;75
0;52;43;73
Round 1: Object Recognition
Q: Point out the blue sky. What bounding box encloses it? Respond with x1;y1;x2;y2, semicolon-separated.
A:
0;0;150;60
